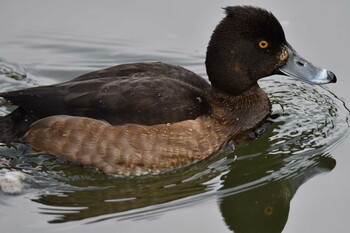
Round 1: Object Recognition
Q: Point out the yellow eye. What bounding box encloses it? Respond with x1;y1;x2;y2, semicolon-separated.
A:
258;40;269;49
264;206;273;216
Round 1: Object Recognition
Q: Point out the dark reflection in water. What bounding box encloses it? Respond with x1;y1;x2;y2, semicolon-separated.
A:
31;160;222;223
219;137;336;233
220;154;335;233
29;145;336;228
0;33;349;232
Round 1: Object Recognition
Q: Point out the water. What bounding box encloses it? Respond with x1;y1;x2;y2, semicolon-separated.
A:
1;1;350;232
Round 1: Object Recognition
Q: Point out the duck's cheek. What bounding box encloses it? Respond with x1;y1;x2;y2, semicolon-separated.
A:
277;47;289;67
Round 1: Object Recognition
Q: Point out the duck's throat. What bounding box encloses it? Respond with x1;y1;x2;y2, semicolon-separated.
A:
208;84;272;136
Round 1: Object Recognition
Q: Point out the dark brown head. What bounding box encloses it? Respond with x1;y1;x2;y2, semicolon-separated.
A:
206;6;336;95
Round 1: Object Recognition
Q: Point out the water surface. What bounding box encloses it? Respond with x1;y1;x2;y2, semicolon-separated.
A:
1;1;350;232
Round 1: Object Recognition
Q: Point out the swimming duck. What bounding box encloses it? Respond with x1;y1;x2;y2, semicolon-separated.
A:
0;6;336;176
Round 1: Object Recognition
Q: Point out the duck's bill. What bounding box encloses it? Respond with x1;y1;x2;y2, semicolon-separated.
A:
278;44;336;84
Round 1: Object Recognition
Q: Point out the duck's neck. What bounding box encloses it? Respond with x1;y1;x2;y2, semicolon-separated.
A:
208;84;272;136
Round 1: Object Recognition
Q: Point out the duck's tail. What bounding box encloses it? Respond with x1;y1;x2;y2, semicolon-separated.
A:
0;107;34;143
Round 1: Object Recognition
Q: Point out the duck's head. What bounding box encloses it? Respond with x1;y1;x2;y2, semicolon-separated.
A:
206;6;336;95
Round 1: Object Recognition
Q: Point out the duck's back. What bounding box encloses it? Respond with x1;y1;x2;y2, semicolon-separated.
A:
0;62;211;142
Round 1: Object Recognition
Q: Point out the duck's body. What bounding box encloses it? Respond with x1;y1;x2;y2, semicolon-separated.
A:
1;62;271;175
24;80;270;175
0;6;336;175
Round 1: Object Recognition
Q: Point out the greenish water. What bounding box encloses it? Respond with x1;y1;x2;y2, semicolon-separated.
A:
1;1;350;232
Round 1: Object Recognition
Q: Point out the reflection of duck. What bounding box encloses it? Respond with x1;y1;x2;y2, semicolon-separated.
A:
218;131;337;233
219;154;336;233
0;6;336;175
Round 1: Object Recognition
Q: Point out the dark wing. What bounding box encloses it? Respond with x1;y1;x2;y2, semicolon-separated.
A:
0;62;211;125
72;62;210;90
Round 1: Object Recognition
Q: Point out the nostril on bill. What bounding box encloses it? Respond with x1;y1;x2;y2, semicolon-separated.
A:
296;61;305;67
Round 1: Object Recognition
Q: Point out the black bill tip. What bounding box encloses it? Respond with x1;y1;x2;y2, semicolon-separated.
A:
327;71;337;83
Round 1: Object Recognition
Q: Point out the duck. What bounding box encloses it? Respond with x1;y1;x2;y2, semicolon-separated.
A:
0;6;336;176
